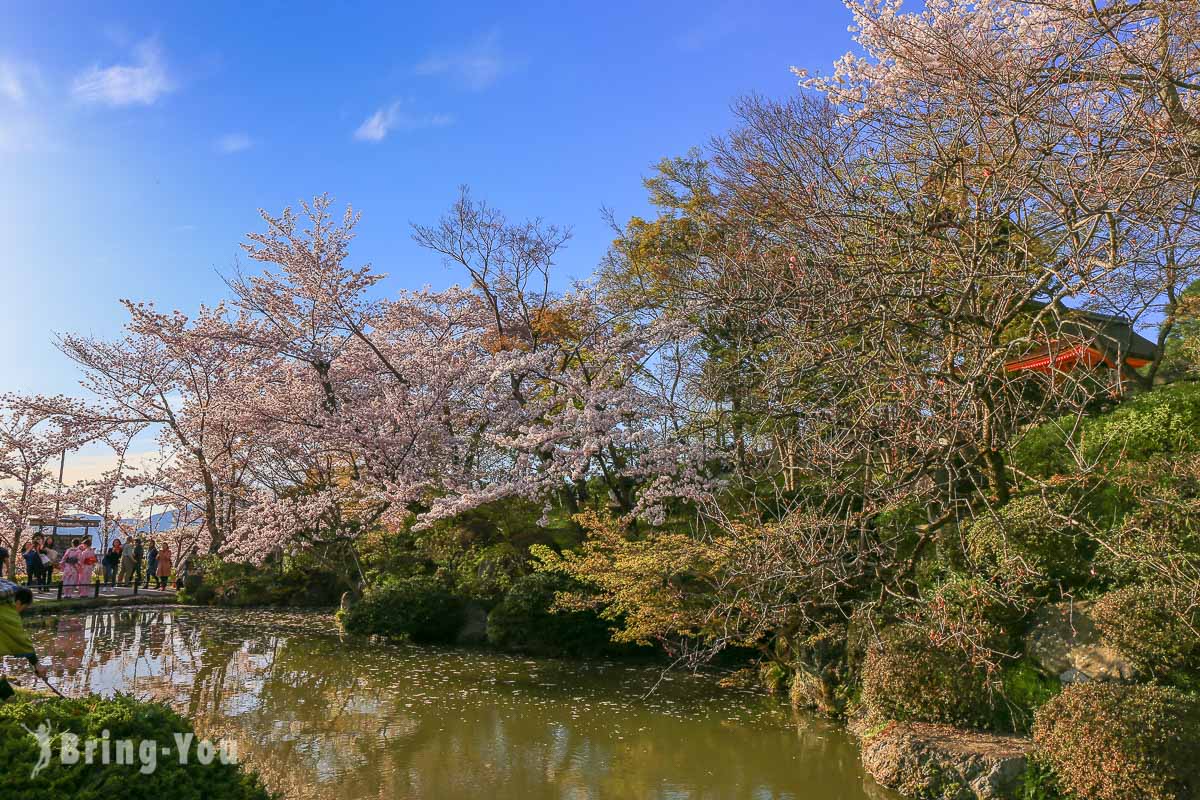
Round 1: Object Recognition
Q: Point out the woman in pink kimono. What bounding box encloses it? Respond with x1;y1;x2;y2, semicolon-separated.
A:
60;539;81;596
74;541;98;598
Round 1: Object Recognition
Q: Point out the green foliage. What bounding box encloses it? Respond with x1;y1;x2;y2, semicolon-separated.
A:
1013;384;1200;481
999;659;1060;734
1093;584;1200;678
0;692;272;799
859;627;996;730
1033;682;1200;800
1010;418;1078;480
758;661;787;695
1158;281;1200;383
965;495;1094;594
179;555;348;608
486;572;621;657
918;574;1022;655
1081;383;1200;464
341;575;464;644
452;542;525;603
1017;759;1066;800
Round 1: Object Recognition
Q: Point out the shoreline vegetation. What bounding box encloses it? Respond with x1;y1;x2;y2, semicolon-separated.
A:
3;3;1199;799
0;690;274;799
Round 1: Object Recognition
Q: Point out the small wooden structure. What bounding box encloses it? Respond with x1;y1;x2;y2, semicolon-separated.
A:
1004;304;1157;392
29;515;101;552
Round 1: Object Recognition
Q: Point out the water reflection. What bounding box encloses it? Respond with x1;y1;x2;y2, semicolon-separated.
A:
16;609;895;800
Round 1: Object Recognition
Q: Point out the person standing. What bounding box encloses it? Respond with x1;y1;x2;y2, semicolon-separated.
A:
117;540;136;586
22;543;41;590
103;540;121;587
144;539;158;588
61;539;81;596
132;537;145;587
75;541;97;598
41;541;59;592
154;544;172;590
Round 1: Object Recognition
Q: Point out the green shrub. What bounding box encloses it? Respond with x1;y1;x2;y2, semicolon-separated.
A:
920;575;1022;655
453;542;524;603
1033;682;1200;800
1011;417;1077;480
486;572;619;657
1017;758;1066;800
341;575;464;644
965;495;1093;593
1094;479;1200;587
1093;585;1200;678
181;556;348;608
0;692;272;799
999;659;1060;734
1082;383;1200;464
859;626;995;730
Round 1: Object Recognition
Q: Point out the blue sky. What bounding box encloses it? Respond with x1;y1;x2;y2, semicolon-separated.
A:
0;1;858;497
0;1;860;394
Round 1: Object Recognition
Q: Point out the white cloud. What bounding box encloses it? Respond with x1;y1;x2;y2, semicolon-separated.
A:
354;101;452;143
0;60;52;151
216;132;253;153
415;30;514;91
0;61;26;103
72;39;174;107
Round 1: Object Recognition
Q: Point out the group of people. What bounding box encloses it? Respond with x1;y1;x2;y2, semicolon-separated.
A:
1;535;174;596
97;537;173;591
18;538;60;591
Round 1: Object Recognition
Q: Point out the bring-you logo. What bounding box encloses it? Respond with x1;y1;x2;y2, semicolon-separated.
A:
21;719;238;778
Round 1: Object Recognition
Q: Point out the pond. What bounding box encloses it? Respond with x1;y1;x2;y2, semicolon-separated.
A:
21;608;895;800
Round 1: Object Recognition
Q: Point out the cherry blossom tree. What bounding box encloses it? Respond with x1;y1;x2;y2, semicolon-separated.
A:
204;193;711;578
66;426;141;552
25;302;252;554
0;407;73;561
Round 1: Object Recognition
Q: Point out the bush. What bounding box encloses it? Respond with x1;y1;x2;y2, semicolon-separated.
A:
919;574;1022;655
486;572;620;657
859;626;995;730
1093;585;1200;678
999;659;1060;734
0;692;272;799
1011;417;1077;480
341;575;464;644
965;495;1093;593
180;556;348;608
1081;383;1200;464
1033;682;1200;800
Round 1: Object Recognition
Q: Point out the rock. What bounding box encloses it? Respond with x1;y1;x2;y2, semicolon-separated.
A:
860;722;1030;800
1026;601;1135;683
789;666;841;717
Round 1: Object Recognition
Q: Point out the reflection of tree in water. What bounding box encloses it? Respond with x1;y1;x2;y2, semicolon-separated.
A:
28;610;894;800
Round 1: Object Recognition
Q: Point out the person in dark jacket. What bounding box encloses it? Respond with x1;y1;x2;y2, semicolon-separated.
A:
132;538;145;587
102;540;122;586
22;543;42;590
145;539;158;588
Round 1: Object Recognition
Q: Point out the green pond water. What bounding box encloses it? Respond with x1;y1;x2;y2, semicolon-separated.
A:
21;608;896;799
